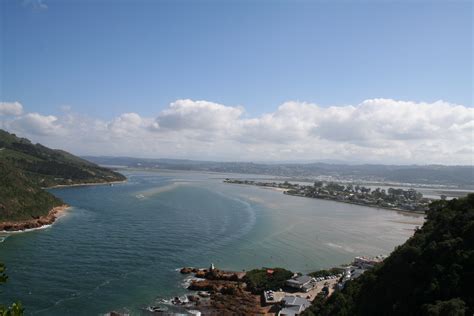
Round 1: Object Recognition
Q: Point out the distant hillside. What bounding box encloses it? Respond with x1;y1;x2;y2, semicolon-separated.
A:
304;194;474;316
84;156;474;187
0;129;125;187
0;129;125;222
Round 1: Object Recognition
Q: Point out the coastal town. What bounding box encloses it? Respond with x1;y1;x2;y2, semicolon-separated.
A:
141;256;385;315
224;179;432;212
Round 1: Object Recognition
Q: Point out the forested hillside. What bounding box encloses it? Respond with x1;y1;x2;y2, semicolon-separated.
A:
304;194;474;316
0;129;125;222
0;161;63;221
0;129;125;187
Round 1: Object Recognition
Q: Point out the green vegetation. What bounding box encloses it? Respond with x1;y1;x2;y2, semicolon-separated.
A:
225;178;431;212
0;263;23;316
0;161;63;221
0;129;125;222
304;194;474;316
0;129;125;187
244;268;293;294
309;267;344;278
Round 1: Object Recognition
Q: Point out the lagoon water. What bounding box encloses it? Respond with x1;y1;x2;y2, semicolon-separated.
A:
0;170;424;315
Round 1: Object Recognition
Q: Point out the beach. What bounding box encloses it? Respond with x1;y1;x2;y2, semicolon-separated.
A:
45;180;127;189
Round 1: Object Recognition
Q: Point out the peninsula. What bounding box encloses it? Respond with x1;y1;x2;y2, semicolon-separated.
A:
0;129;126;231
224;179;432;212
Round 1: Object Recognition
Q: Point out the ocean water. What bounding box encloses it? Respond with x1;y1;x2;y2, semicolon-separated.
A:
0;170;424;315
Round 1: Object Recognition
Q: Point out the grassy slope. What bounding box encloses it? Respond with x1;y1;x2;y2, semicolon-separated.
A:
304;194;474;316
0;129;126;221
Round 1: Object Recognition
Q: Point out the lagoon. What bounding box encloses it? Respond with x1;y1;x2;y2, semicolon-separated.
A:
0;170;424;315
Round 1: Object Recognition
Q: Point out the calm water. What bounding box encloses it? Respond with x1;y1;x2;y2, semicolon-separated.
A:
0;170;424;315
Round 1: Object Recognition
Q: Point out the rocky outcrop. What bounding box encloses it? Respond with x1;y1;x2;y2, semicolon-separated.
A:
180;267;193;274
178;267;264;315
188;280;220;292
205;269;243;281
195;269;208;278
187;295;200;302
0;205;68;232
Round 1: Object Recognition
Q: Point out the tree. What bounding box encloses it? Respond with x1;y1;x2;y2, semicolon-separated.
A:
303;194;474;316
0;263;23;316
314;181;324;188
422;298;466;316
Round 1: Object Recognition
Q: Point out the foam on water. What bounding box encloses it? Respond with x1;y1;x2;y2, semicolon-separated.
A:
0;224;53;234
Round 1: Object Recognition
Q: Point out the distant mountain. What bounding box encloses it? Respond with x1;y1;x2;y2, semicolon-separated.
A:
0;129;125;222
84;156;474;187
304;194;474;316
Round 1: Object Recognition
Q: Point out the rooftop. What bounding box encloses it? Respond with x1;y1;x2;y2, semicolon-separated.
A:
279;306;302;316
283;296;311;307
286;275;313;286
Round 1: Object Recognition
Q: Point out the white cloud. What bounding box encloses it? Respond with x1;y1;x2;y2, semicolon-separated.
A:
9;113;62;136
0;102;23;116
157;99;244;131
0;98;472;165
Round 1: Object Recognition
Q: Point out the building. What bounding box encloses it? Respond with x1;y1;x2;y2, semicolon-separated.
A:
344;265;368;281
285;275;316;292
278;296;311;316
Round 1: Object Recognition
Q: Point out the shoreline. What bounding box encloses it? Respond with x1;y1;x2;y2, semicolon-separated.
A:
227;182;425;217
1;179;126;233
45;179;127;189
283;192;426;217
0;205;70;233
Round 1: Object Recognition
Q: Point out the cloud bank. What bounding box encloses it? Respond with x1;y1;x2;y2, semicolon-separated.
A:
0;102;23;116
0;98;472;165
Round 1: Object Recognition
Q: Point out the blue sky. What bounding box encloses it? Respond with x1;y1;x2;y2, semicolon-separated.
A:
2;0;472;119
0;0;473;164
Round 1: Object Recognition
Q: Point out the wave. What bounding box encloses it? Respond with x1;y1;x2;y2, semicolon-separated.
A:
134;181;191;198
0;206;71;235
181;275;204;289
0;224;53;234
325;242;356;253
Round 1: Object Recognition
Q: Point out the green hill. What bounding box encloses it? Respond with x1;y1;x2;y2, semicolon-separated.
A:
304;194;474;316
0;129;125;187
0;160;63;221
0;129;125;222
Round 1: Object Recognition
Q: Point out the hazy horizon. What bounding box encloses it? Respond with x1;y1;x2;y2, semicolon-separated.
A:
80;154;474;168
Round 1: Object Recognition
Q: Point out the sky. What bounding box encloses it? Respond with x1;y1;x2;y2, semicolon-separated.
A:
0;0;473;165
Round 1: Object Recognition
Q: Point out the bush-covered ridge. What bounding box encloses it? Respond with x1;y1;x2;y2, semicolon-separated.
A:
0;161;63;221
0;129;125;187
0;129;126;221
304;194;474;316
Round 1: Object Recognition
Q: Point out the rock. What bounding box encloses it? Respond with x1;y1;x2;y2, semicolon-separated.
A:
195;270;207;278
220;285;239;295
188;295;200;302
188;280;218;292
180;267;193;274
